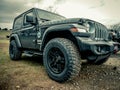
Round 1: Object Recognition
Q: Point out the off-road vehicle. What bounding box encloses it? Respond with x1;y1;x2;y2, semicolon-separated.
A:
9;8;113;82
109;29;120;42
108;29;120;53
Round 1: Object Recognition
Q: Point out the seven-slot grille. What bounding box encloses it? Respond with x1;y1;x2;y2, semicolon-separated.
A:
94;23;108;41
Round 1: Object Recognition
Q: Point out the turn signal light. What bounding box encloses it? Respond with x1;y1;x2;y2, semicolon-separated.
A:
70;27;78;32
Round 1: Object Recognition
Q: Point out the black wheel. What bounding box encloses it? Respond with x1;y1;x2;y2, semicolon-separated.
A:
43;38;81;82
87;54;110;65
9;40;22;60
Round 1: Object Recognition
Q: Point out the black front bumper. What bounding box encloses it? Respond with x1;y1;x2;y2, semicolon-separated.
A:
76;37;114;56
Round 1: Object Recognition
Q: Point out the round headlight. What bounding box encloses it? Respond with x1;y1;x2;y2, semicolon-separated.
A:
84;22;95;33
83;22;90;32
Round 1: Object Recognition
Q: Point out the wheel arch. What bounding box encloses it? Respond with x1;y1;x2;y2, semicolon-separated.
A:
41;30;79;51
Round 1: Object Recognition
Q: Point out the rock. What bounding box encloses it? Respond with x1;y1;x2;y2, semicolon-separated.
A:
113;67;117;70
16;85;20;89
51;86;54;89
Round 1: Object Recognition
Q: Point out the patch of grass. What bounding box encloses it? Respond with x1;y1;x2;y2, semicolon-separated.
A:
21;56;43;66
0;54;10;64
0;40;9;43
0;69;12;90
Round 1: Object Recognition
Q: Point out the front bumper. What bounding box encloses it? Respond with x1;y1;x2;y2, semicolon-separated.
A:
76;37;114;55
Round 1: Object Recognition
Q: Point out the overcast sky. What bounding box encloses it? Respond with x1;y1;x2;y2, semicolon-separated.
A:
0;0;120;29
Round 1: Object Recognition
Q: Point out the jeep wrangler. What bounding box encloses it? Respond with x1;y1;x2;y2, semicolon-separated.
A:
9;8;113;82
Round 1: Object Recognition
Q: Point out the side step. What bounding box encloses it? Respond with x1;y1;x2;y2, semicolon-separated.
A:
23;51;43;57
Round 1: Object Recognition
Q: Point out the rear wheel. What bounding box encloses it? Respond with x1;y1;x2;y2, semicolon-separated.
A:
9;40;22;60
43;38;81;82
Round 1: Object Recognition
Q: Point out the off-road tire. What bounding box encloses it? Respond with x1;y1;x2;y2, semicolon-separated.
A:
43;38;81;82
9;40;22;60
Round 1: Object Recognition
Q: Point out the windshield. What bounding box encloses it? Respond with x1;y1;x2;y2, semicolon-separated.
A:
36;9;66;21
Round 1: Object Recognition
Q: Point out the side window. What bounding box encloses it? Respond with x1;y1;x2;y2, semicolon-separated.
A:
13;16;22;30
23;12;34;26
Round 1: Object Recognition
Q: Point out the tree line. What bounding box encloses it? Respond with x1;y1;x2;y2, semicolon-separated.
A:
109;23;120;31
0;27;12;31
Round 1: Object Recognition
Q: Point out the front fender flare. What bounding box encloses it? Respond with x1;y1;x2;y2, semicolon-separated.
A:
40;24;74;50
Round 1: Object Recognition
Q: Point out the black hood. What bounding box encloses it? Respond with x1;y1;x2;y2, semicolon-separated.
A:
40;17;108;40
40;18;86;27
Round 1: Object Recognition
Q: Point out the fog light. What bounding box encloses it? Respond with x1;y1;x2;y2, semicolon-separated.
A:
97;46;101;52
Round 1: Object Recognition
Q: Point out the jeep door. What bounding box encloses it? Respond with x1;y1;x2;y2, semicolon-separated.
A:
19;10;37;49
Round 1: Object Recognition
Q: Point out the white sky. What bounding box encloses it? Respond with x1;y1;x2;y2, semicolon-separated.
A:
39;0;120;25
0;0;120;29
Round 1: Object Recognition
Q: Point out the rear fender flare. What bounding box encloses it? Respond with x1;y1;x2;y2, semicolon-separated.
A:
10;34;22;48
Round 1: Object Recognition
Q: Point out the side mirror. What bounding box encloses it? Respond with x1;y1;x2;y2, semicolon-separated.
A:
26;15;37;25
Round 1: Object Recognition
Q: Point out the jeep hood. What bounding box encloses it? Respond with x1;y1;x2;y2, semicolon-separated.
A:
40;18;86;27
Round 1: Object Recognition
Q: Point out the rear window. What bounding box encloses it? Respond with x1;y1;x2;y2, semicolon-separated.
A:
13;16;23;30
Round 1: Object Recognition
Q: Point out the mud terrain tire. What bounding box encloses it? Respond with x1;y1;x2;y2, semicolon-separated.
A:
43;38;81;82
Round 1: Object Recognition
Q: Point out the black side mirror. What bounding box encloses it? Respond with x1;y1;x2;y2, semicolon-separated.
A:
26;15;37;25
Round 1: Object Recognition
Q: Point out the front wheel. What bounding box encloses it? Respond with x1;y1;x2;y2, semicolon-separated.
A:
43;38;81;82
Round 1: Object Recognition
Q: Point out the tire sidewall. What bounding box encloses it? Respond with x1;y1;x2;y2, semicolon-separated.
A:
43;40;71;81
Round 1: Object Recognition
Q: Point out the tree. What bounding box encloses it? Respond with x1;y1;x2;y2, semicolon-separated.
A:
110;23;120;31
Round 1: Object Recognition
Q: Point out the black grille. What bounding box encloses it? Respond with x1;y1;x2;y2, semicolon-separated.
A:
94;23;108;41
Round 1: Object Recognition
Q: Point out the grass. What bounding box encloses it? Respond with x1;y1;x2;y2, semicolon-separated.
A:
0;40;9;43
0;30;11;37
0;33;11;90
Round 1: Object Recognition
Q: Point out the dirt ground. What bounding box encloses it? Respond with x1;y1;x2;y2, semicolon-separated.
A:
0;31;120;90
